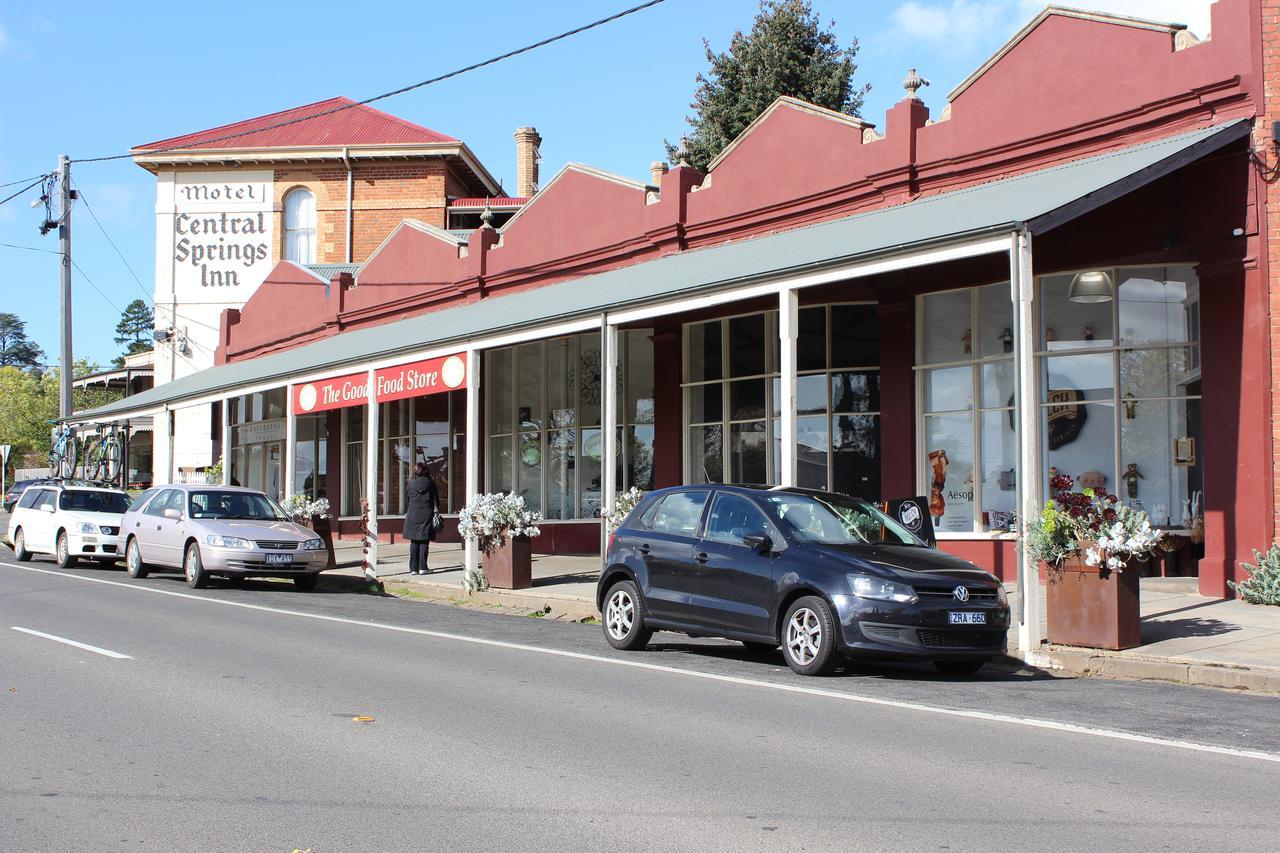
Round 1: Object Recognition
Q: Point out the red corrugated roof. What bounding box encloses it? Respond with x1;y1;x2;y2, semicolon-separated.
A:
134;97;458;152
450;197;529;207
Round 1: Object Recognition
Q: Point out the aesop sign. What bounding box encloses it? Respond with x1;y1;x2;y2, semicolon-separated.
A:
171;172;274;298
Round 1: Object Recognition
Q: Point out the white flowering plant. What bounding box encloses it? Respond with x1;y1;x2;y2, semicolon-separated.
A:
280;494;332;521
605;487;645;532
1084;504;1163;571
457;492;543;556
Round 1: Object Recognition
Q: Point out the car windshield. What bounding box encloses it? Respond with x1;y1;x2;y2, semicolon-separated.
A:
188;490;287;521
59;490;131;514
763;492;925;547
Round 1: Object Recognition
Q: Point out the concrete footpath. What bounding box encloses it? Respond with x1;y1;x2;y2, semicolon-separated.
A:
338;541;1280;693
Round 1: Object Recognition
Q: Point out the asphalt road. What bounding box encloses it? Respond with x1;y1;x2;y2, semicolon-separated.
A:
1;548;1277;852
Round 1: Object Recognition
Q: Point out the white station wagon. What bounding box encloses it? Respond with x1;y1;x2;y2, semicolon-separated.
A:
8;482;132;568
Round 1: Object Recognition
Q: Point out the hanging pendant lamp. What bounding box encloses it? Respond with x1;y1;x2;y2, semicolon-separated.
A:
1067;270;1114;303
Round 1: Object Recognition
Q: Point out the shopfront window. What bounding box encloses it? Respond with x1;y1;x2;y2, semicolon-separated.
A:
685;304;881;500
916;283;1015;534
342;407;364;517
486;330;653;519
1039;266;1201;529
293;414;328;500
228;387;287;499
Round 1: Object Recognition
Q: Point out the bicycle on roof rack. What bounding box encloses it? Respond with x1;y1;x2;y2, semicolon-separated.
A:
48;421;80;479
82;422;124;485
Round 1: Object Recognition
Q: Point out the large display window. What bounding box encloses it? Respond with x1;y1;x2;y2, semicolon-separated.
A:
685;304;881;500
1039;266;1201;529
229;387;287;500
916;284;1015;534
486;330;654;519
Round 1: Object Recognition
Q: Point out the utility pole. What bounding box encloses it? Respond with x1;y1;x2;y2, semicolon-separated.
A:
58;154;74;419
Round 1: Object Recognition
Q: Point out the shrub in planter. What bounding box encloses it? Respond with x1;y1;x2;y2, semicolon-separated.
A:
1229;545;1280;605
604;487;645;532
281;495;335;567
1019;475;1162;650
457;492;543;591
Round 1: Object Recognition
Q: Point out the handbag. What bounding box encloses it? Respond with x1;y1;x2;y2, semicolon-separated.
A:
431;511;444;534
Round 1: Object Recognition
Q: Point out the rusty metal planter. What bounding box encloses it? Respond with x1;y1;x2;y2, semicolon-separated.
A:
1046;551;1141;650
484;534;532;589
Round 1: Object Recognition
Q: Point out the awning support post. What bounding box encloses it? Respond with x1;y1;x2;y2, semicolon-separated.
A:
778;288;799;488
464;348;480;578
1011;228;1044;655
364;370;380;578
283;384;295;502
219;398;230;486
601;317;619;564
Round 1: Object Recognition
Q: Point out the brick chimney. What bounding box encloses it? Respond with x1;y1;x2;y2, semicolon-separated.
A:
650;161;669;187
514;126;542;197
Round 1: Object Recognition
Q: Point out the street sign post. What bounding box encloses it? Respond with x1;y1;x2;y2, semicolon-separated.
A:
0;444;11;509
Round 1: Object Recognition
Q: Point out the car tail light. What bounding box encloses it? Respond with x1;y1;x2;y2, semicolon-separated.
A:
607;531;617;554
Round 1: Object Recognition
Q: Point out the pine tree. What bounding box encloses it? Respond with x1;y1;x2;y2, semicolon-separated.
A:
113;299;154;367
668;0;869;172
0;312;45;370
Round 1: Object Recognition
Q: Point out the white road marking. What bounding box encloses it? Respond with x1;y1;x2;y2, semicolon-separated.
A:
11;625;133;659
2;559;1277;764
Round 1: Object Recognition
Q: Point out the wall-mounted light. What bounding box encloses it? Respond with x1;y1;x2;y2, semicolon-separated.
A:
1067;270;1114;303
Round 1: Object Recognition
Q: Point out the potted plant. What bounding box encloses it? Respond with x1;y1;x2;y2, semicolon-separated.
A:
457;492;543;590
604;487;645;532
1022;474;1162;650
281;494;335;569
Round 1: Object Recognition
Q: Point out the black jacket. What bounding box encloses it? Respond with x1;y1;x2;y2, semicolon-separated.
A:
403;475;439;541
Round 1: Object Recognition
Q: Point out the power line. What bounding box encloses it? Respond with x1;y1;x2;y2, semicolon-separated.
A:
71;0;667;164
73;183;153;303
68;257;124;315
0;173;52;190
0;241;60;256
0;176;50;207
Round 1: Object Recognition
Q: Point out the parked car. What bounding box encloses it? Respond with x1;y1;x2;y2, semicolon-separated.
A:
597;485;1011;676
120;484;327;590
8;482;131;568
4;479;40;513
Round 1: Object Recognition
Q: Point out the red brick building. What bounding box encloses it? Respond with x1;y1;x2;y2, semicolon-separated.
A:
85;1;1279;630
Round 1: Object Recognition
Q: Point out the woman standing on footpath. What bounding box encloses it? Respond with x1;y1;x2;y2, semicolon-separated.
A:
403;461;439;575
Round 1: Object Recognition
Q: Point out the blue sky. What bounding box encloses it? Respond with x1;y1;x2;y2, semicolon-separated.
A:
0;0;1212;367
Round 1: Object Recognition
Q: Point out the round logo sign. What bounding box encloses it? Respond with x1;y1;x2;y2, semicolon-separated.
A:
898;501;922;531
953;585;970;603
297;384;318;413
441;355;466;389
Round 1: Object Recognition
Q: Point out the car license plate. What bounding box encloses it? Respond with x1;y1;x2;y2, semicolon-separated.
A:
949;611;986;625
264;553;294;565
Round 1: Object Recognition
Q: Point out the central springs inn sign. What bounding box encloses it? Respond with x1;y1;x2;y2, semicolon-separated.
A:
170;172;274;298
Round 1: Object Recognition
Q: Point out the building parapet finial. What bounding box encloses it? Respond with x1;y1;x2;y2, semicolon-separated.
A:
903;68;930;100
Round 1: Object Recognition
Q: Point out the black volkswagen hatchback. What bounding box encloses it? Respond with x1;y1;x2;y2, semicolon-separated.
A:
598;485;1011;676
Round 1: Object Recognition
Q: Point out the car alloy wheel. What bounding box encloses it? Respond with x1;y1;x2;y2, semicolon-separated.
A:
126;538;148;578
782;595;838;676
13;528;31;562
184;544;208;589
606;588;635;642
786;607;822;666
601;579;653;651
56;532;77;569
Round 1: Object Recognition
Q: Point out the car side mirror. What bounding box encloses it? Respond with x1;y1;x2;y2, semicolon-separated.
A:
42;504;56;514
163;508;182;520
743;532;772;553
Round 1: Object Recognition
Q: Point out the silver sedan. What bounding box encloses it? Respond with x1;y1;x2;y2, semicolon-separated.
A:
121;484;328;590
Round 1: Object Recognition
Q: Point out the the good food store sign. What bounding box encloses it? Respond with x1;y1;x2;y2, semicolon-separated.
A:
292;353;468;415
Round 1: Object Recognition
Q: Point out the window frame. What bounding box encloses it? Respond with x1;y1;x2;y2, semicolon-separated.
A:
283;187;317;265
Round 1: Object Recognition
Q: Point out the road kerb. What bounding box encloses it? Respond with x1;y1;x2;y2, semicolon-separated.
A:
1019;646;1280;694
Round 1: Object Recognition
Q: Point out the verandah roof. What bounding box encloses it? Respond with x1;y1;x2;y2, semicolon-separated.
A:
78;119;1249;423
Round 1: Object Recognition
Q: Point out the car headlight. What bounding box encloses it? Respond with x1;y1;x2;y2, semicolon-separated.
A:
848;574;918;604
77;522;99;534
302;538;324;551
997;585;1009;606
205;534;252;549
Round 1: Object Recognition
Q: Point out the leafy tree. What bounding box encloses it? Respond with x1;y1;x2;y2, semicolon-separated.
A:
0;312;45;370
0;361;122;477
113;299;154;367
668;0;869;172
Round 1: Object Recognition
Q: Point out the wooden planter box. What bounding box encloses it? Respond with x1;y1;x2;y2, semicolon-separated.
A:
484;534;532;589
304;516;337;570
1046;551;1141;650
